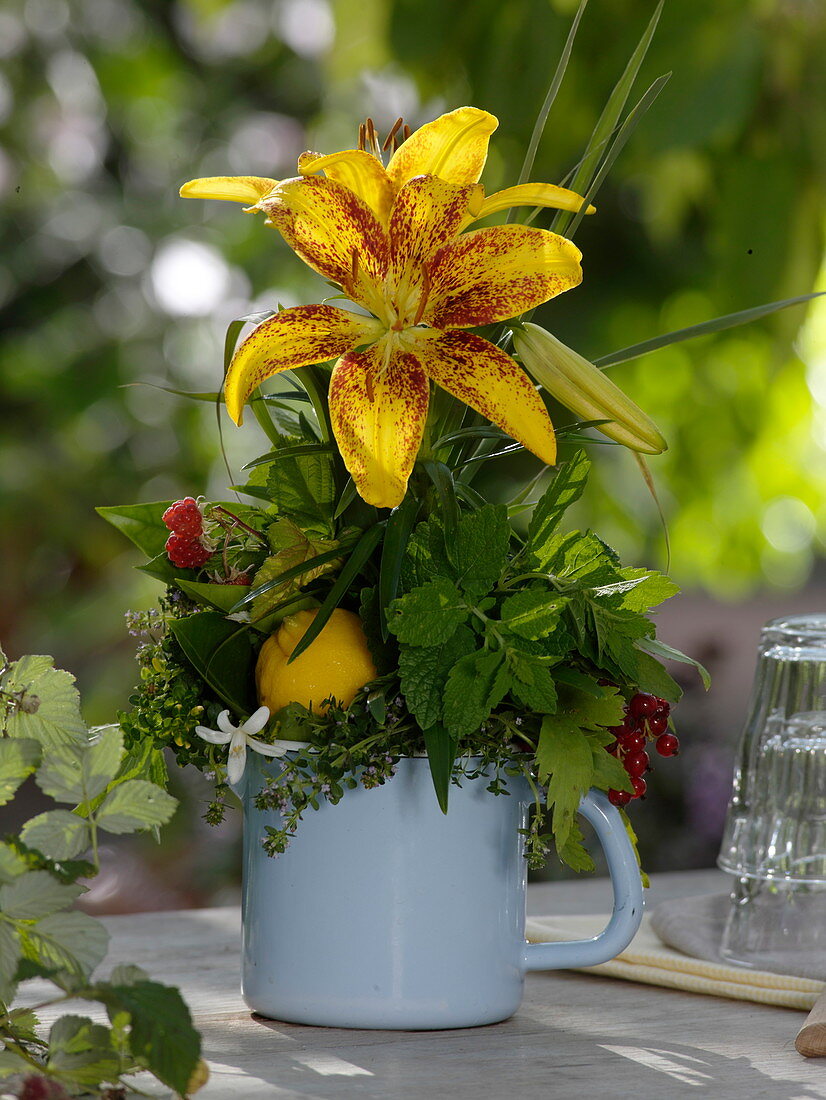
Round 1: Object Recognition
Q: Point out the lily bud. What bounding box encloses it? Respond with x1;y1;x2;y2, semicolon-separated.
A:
512;323;667;455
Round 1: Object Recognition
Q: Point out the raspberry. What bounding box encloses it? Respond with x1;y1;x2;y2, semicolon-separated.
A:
162;497;203;538
165;533;211;569
20;1077;71;1100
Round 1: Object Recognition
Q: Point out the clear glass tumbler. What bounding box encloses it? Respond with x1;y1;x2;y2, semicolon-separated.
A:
718;614;826;975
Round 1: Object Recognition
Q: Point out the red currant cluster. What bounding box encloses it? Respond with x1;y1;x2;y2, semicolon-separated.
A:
606;692;679;808
162;497;212;569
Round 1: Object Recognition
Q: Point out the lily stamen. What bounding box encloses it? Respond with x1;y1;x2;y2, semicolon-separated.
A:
382;117;404;152
358;123;366;151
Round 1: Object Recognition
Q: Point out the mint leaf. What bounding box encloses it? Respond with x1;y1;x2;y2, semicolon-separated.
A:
450;504;510;601
387;578;468;645
266;438;335;530
528;449;590;565
398;626;476;730
500;588;569;640
601;567;679;611
400;516;451;592
0;738;41;806
604;634;682;702
443;649;511;739
96;780;178;835
541;530;622;588
536;718;593;850
2;656;87;747
20;810;90;861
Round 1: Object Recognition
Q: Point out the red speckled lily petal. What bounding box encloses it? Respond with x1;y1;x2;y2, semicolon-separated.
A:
225;305;381;426
298;149;394;225
329;339;430;509
412;330;556;466
460;182;595;229
387;175;483;317
260;176;388;313
423;225;582;328
386;107;498;189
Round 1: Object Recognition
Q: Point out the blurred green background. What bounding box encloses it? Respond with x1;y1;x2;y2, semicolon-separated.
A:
1;0;825;902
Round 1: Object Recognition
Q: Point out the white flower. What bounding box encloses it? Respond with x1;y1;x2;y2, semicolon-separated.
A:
195;706;285;785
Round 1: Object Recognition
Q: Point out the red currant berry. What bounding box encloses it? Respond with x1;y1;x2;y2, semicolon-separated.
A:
20;1078;71;1100
619;732;646;753
655;697;671;715
656;733;680;757
629;692;658;719
165;533;211;569
163;497;203;538
608;788;632;807
631;776;647;799
624;750;650;778
606;740;620;756
647;714;669;736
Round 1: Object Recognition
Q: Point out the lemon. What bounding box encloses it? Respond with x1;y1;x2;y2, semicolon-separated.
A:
255;608;377;715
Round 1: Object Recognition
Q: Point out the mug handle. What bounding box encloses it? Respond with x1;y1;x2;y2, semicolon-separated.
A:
521;788;644;971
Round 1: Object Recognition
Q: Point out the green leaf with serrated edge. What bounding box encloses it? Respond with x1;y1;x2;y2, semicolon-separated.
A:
251;522;341;622
589;737;634;794
553;667;603;696
109;963;150;985
177;578;252;612
398;625;476;730
607;568;680;611
265;438;335;528
539;530;622;587
46;1015;121;1088
2;656;87;747
20;810;90;861
443;649;511;740
387;578;468;646
96;980;200;1095
400;515;452;592
96;780;178;835
0;842;28;884
81;725;123;801
24;910;109;978
170;612;257;713
0;870;83;919
423;725;456;815
536;719;593;851
35;743;84;803
500;588;569;640
508;653;559;714
558;679;625;730
449;504;510;602
636;636;711;690
527;450;590;564
0;737;41;806
96;501;172;558
0;921;21;1004
556;820;596;874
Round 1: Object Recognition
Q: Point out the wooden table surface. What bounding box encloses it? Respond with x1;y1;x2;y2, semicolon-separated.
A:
22;869;826;1099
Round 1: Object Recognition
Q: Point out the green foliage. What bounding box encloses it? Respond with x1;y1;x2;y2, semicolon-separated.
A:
0;651;201;1098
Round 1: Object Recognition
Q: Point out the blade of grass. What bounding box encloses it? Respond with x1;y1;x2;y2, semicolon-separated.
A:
378;494;421;641
553;0;663;236
511;0;589;198
422;460;460;535
594;291;826;369
229;544;356;613
288;525;384;663
565;72;671;240
632;452;670;573
242;443;334;470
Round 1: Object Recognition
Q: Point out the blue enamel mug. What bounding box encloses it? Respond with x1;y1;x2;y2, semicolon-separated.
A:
238;754;643;1029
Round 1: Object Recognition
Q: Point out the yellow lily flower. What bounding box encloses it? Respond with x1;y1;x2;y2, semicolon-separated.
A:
180;108;592;508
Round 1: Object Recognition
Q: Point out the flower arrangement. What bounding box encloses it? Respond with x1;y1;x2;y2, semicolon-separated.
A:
100;95;716;878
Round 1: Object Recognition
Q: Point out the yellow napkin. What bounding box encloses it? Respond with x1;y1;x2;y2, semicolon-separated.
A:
525;913;824;1010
